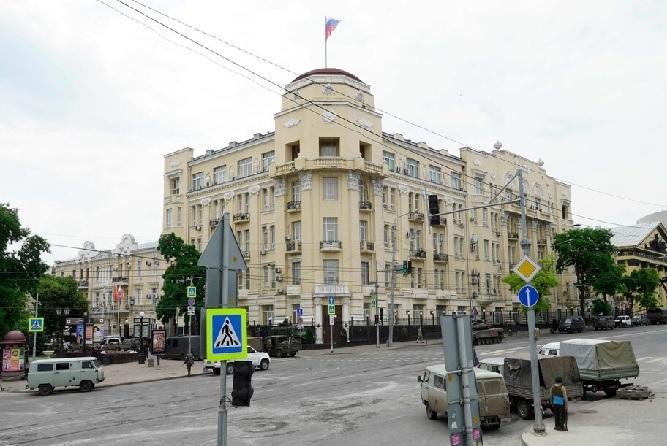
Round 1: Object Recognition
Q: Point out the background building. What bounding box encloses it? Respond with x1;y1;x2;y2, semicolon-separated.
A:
52;234;165;337
162;68;574;343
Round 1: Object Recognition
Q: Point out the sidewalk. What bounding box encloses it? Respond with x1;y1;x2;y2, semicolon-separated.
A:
0;357;203;393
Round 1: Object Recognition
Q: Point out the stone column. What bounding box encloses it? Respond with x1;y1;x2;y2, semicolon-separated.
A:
314;297;323;344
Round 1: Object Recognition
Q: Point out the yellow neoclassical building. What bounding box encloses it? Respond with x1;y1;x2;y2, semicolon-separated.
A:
162;68;574;343
52;234;166;337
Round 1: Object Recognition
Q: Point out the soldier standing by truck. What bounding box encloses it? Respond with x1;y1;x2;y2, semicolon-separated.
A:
550;376;568;431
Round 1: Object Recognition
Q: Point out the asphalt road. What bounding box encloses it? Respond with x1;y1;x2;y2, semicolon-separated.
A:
2;325;666;446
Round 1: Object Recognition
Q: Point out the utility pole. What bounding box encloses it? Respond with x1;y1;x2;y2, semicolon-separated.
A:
518;168;545;434
32;292;39;360
374;282;380;348
388;214;397;347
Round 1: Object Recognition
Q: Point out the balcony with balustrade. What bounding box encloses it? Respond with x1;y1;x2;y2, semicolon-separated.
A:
233;212;250;223
286;240;302;254
320;240;342;252
433;253;449;263
286;201;301;212
360;241;375;253
409;249;427;259
408;211;425;223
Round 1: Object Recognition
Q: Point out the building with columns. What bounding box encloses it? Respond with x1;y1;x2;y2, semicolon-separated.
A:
52;234;166;337
162;68;574;344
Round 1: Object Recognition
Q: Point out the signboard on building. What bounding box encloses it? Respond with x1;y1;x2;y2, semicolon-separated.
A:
1;347;24;373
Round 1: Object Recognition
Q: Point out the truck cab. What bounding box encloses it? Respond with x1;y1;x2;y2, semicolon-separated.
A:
27;357;105;396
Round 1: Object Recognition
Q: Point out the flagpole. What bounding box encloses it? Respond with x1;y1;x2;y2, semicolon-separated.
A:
324;16;327;68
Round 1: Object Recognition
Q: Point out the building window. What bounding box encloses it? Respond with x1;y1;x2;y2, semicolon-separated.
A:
262;188;274;210
292;261;301;285
483;239;490;260
417;268;423;288
562;204;569;219
454;236;463;259
359;221;368;243
383;151;395;171
450;172;462;190
359;179;369;202
261;305;274;325
237;157;252;178
245;267;250;289
384;262;391;288
323;177;338;200
474;178;483;195
165;208;172;228
292;181;301;201
319;138;339;157
455;271;465;293
323;217;338;241
261;151;275;172
406;158;419;178
482;208;489;226
323;260;339;284
191;172;203;190
361;261;370;285
292;221;301;241
263;265;270;288
485;273;492;294
213;166;226;184
170;177;180;195
429;166;442;184
384;224;390;248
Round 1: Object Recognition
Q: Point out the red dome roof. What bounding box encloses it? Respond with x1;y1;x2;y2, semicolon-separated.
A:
292;68;362;83
1;330;27;345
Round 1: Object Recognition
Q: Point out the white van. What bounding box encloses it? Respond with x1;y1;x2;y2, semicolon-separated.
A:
27;357;105;396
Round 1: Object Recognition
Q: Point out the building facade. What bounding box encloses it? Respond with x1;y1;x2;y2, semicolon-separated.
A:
52;234;165;336
162;68;574;343
611;223;667;308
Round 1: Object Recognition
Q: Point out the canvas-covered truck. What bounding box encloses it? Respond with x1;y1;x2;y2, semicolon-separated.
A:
503;355;583;419
560;339;639;397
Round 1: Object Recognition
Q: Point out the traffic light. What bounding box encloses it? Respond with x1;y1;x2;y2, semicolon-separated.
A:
428;195;440;225
401;260;412;274
231;361;254;407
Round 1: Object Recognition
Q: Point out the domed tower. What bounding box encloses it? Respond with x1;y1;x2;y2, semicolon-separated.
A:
271;68;386;344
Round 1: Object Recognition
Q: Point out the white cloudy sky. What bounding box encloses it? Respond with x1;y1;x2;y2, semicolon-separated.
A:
2;0;666;265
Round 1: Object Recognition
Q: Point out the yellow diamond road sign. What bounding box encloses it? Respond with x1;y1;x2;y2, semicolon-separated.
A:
513;255;541;283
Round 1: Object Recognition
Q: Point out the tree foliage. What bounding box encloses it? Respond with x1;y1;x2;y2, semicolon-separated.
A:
37;275;88;342
593;260;625;300
156;233;205;326
622;268;661;312
503;256;558;313
591;298;612;316
0;204;49;338
553;228;616;316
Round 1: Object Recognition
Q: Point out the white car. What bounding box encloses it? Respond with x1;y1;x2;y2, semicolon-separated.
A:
204;346;270;375
615;315;632;328
538;341;560;356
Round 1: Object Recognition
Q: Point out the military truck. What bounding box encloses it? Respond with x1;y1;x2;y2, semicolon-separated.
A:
419;364;510;430
647;308;667;325
503;355;583;419
473;327;504;345
560;339;639;397
263;335;301;357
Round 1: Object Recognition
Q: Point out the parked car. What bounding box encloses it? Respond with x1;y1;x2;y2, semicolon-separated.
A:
594;315;615;331
538;342;560;356
27;357;105;396
419;364;510;430
614;315;632;328
205;346;270;375
100;336;121;346
559;316;585;333
632;315;649;326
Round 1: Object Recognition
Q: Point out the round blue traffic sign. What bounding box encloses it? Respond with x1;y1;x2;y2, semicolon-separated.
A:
518;285;539;307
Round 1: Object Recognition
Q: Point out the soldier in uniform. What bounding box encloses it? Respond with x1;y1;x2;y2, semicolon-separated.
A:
184;353;194;377
550;375;569;431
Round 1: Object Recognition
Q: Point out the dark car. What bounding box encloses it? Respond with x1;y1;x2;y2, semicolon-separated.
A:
594;315;615;331
632;315;648;326
559;316;585;333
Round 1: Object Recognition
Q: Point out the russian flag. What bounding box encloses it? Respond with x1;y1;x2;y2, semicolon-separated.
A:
325;17;340;40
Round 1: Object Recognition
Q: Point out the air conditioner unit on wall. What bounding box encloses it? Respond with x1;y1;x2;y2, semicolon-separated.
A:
275;268;282;274
276;275;283;282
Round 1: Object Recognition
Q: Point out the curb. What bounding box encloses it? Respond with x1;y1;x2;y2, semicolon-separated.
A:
0;372;206;394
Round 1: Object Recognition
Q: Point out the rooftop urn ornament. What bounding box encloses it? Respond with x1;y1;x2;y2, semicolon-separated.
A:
494;140;502;150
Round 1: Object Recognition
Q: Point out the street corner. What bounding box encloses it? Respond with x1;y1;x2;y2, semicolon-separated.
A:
521;425;635;446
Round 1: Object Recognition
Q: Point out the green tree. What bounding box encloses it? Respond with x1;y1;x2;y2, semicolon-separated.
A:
156;233;205;329
632;268;661;310
553;228;616;317
593;260;625;301
0;204;49;338
503;256;558;313
591;298;612;315
38;275;88;349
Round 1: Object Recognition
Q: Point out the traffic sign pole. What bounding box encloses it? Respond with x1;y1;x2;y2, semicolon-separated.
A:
33;293;39;360
517;168;545;434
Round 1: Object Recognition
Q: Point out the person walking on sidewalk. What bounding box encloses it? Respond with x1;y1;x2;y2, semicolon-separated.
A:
550;376;568;431
184;353;194;377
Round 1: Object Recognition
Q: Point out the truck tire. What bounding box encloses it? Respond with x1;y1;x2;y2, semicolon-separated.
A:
213;368;221;375
604;387;618;397
260;359;270;371
425;404;438;420
38;384;53;396
79;380;94;392
516;399;534;420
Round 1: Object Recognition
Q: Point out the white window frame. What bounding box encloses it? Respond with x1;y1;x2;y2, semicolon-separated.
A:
323;260;339;284
323;177;338;200
429;166;442;184
323;217;338;242
383;151;395;171
237;157;252;178
192;172;203;190
213;166;226;184
261;151;275;172
406;158;419;178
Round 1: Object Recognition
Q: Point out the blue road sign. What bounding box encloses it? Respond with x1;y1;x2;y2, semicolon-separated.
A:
296;308;304;317
187;286;197;299
518;285;539;307
328;296;335;305
28;317;44;332
206;308;247;361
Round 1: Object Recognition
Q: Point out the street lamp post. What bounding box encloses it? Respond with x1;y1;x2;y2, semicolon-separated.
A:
139;311;145;363
82;311;88;356
55;307;70;352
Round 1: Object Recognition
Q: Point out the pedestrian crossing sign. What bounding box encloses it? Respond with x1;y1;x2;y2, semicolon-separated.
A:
206;308;247;361
28;317;44;332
